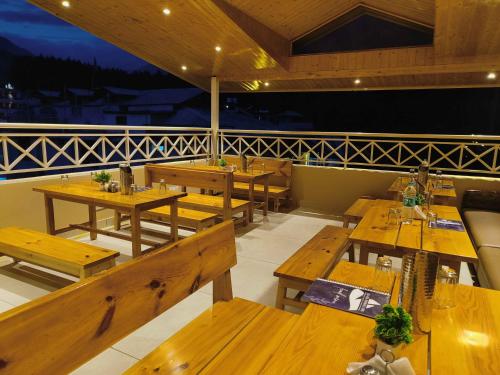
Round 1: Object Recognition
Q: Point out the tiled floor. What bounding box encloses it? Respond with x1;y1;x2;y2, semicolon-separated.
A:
0;208;474;374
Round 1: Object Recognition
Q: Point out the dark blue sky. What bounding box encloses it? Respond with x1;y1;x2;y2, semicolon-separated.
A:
0;0;148;71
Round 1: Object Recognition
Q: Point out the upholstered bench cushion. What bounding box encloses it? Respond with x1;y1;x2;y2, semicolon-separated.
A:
477;246;500;290
463;209;500;248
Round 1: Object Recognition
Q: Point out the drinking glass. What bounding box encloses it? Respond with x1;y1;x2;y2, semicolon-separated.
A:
436;170;443;189
158;178;167;194
387;208;401;226
427;211;438;228
434;265;458;309
189;159;196;166
90;171;96;185
373;256;393;292
60;174;69;186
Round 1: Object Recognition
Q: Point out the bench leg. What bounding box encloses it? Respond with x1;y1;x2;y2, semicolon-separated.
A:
213;269;233;303
88;204;97;241
114;210;122;231
243;207;250;226
274;198;279;212
275;278;287;310
347;244;355;263
343;217;350;228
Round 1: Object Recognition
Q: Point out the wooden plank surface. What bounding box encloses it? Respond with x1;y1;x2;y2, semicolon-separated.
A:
0;221;236;375
421;205;478;263
327;260;395;293
263;261;427;375
200;306;299;374
33;183;185;210
0;227;118;271
125;298;264;374
343;198;377;220
274;225;352;283
396;219;422;252
349;203;401;249
432;285;500;374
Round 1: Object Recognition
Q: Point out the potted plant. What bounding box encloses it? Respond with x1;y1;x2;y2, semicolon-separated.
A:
374;304;413;356
218;158;228;169
93;170;112;190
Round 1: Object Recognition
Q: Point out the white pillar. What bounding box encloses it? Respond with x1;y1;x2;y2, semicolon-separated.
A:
211;76;219;160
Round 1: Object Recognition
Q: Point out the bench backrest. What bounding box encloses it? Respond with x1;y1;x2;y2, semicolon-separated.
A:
223;155;293;187
0;221;236;375
145;163;233;192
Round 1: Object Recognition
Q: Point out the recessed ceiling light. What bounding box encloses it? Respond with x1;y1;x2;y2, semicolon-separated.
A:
61;1;70;7
163;8;171;15
181;65;187;71
264;82;270;87
487;72;497;80
354;79;361;85
215;45;222;52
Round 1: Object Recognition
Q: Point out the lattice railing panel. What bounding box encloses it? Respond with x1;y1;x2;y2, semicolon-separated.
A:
219;131;500;176
0;124;211;177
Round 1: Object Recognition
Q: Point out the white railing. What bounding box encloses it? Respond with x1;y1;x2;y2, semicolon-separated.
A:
219;129;500;176
0;124;211;177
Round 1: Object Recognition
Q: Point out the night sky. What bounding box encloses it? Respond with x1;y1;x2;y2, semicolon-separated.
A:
0;0;147;70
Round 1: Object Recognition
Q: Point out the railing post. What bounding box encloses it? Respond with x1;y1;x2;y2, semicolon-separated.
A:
125;129;130;163
344;135;349;169
211;76;220;160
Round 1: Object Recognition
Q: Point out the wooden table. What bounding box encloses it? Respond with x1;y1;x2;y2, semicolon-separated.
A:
33;183;186;258
387;176;457;205
350;199;478;276
182;164;274;222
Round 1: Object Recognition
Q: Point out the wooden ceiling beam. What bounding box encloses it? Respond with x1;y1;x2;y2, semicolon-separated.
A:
218;47;500;82
211;0;290;70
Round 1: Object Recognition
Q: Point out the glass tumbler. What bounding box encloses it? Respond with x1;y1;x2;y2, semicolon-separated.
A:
434;265;458;309
387;208;401;226
373;256;393;292
436;170;443;189
427;211;438;228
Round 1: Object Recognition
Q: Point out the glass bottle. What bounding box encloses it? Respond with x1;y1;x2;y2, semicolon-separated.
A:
402;176;417;224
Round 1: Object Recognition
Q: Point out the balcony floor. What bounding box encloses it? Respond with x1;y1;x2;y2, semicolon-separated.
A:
0;208;474;374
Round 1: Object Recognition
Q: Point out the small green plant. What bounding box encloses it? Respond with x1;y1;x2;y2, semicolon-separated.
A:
374;304;413;346
218;158;227;167
416;193;426;206
93;170;112;184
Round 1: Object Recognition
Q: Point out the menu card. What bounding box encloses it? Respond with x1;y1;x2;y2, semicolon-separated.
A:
429;218;465;231
303;278;391;319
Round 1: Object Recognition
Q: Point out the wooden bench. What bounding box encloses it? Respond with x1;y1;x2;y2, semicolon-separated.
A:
224;155;292;211
273;225;353;310
0;221;296;374
144;164;251;226
0;227;119;279
142;206;217;232
343;196;377;228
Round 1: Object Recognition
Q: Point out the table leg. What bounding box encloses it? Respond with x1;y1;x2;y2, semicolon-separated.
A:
248;180;255;223
359;245;370;265
88;204;97;240
170;200;179;242
114;210;121;231
263;176;269;216
130;208;142;258
44;196;56;235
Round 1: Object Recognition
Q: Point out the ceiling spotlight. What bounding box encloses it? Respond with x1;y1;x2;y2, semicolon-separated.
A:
181;65;187;71
487;72;497;80
354;79;361;85
61;1;70;7
264;82;270;87
215;45;222;52
163;8;171;15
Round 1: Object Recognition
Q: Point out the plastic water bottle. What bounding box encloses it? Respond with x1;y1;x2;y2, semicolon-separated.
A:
402;177;417;224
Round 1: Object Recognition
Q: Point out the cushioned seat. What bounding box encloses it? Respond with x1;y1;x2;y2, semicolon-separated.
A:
463;210;500;248
477;246;500;290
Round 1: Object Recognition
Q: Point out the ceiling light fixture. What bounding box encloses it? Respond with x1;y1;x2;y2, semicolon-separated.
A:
487;72;497;80
181;65;187;71
163;8;171;15
61;1;70;7
354;79;361;85
264;82;270;87
215;45;222;52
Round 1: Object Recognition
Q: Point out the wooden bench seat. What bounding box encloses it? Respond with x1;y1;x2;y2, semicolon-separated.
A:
224;155;293;211
143;205;218;232
0;227;119;279
124;298;298;374
274;225;353;310
145;164;251;226
343;197;377;228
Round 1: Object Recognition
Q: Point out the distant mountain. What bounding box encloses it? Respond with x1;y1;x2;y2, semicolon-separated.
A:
135;64;168;75
0;36;32;57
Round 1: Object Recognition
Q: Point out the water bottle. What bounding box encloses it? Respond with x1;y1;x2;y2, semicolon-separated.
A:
402;177;417;224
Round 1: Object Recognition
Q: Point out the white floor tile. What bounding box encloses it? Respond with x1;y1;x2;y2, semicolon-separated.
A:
71;348;137;375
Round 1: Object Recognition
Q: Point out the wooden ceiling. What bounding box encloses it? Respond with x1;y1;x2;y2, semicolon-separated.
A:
30;0;500;92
